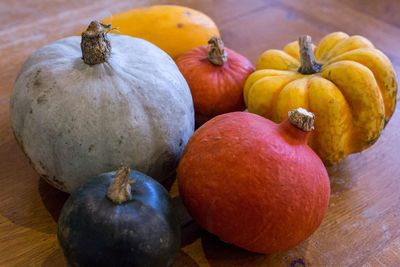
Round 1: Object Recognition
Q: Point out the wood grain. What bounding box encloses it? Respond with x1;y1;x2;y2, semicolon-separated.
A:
1;1;400;266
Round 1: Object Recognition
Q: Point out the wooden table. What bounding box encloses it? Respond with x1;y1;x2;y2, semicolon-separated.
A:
1;0;400;266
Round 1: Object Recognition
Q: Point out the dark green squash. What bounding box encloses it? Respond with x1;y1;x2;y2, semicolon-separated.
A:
57;166;180;267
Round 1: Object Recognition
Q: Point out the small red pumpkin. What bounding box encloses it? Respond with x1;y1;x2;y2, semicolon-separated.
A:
177;108;330;253
176;37;254;127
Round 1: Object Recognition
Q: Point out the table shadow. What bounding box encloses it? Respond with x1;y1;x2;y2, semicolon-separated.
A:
326;157;357;195
38;177;69;222
173;250;200;267
200;232;267;266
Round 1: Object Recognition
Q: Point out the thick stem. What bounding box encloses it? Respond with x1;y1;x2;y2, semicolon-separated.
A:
297;35;322;74
208;37;228;66
107;165;134;204
288;108;315;132
81;21;112;65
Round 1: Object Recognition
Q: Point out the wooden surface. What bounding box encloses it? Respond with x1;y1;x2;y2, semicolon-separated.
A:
1;0;400;266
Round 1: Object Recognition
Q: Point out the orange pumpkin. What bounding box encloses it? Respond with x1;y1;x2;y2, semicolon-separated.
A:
176;37;254;127
178;108;330;253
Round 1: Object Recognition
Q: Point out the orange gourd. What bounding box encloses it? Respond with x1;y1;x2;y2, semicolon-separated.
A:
178;108;330;253
176;37;254;127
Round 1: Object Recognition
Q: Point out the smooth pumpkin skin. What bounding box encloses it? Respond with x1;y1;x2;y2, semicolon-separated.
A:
177;112;330;253
58;170;180;267
245;32;398;164
103;5;220;59
10;34;194;193
176;45;254;126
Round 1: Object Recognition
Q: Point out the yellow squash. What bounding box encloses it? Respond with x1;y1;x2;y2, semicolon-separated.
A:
103;5;220;58
244;32;397;164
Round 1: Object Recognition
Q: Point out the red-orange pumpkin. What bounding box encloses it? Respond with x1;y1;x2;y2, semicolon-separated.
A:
176;37;254;127
177;108;330;253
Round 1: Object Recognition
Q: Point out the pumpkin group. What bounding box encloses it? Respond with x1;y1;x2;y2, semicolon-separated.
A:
10;21;194;193
103;5;220;59
245;32;397;164
178;109;330;253
176;37;254;126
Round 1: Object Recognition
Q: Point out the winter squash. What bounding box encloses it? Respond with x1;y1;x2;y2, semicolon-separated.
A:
10;21;194;193
245;33;398;164
177;108;330;253
58;166;180;267
176;37;254;126
176;37;254;127
103;5;220;59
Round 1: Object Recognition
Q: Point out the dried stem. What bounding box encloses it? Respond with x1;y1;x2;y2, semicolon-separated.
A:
208;37;228;66
107;165;134;204
81;21;112;65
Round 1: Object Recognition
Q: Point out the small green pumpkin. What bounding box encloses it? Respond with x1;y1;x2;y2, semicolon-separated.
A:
58;166;180;267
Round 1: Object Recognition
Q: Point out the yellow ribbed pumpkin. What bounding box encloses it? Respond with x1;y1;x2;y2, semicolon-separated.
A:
244;32;397;164
103;5;220;59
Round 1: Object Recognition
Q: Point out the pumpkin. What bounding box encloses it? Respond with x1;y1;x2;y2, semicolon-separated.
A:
58;166;180;267
176;37;255;127
244;33;398;164
177;108;330;253
10;21;194;193
103;5;220;59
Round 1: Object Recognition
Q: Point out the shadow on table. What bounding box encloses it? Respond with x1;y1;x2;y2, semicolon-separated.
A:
200;232;314;267
173;250;201;267
38;177;69;222
200;232;268;266
327;157;358;195
0;161;68;233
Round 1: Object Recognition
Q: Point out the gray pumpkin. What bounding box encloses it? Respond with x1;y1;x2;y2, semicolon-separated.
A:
10;21;194;193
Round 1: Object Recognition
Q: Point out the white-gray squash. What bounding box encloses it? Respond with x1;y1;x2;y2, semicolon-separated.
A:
10;21;194;193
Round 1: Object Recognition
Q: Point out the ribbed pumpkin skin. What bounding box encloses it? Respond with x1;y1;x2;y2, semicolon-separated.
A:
177;112;330;253
58;170;180;267
176;46;254;126
103;5;220;59
245;32;398;164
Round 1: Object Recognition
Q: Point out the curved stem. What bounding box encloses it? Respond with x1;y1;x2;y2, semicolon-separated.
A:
208;37;228;66
298;35;322;74
107;165;134;204
81;21;112;65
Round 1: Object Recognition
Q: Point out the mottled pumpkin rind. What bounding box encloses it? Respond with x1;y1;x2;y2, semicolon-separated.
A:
10;34;194;193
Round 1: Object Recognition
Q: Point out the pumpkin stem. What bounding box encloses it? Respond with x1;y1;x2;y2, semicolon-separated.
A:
107;165;134;204
298;35;322;74
81;21;112;65
208;37;228;66
288;108;314;132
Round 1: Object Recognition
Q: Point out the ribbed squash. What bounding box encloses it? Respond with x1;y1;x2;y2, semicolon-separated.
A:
244;32;397;164
103;5;220;59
